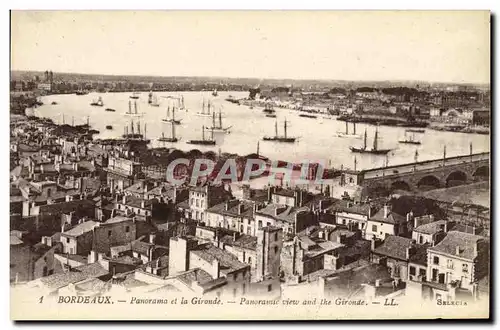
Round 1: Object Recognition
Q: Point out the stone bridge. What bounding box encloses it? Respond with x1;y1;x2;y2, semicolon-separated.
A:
357;152;489;194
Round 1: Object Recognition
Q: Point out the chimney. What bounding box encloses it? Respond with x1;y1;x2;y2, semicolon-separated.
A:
72;162;78;171
122;195;127;204
149;233;155;244
141;200;145;209
225;201;229;211
473;242;478;258
405;247;412;260
375;279;381;287
267;186;273;202
238;204;244;215
384;204;390;219
455;246;461;255
233;232;238;241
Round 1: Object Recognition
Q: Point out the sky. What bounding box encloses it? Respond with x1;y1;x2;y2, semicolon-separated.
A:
10;11;491;84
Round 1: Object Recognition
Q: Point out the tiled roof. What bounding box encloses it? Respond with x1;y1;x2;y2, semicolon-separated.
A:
428;231;485;260
38;262;109;291
256;203;310;224
373;235;414;261
409;244;430;266
62;220;99;237
206;200;255;218
191;244;248;275
176;268;215;287
370;208;406;225
38;199;95;215
131;240;154;256
219;234;257;250
414;220;447;235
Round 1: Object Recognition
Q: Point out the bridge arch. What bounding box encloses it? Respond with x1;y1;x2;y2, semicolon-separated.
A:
417;175;441;191
473;165;489;181
445;170;468;187
390;180;411;192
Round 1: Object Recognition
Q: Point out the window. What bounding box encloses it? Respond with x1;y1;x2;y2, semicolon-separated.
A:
240;225;244;233
247;227;251;235
419;268;426;278
266;222;271;227
126;226;130;233
372;225;377;232
342;219;346;225
201;200;204;208
419;235;423;244
108;230;112;237
267;284;272;292
42;266;48;277
462;264;469;273
248;257;252;264
409;266;416;276
433;256;439;265
274;232;278;241
190;198;193;206
66;237;70;243
274;246;279;254
258;221;262;229
196;200;199;207
447;259;454;269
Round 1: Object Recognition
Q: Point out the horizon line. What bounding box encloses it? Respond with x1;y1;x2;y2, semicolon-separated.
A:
10;68;491;87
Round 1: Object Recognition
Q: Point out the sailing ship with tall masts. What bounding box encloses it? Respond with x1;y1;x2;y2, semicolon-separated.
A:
263;119;297;143
196;98;213;117
350;126;392;155
162;103;182;125
158;120;180;143
187;125;216;145
122;119;148;140
209;106;231;133
335;121;362;139
149;92;160;107
125;100;143;117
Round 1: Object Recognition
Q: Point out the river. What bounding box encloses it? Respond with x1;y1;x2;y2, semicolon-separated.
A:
34;91;490;171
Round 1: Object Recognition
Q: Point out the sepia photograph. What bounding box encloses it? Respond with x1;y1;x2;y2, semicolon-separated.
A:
9;10;491;320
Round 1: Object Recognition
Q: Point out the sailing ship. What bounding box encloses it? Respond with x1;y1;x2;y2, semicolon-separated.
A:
262;119;297;143
51;101;58;105
187;126;216;145
399;131;421;145
122;120;148;140
209;108;231;133
130;92;140;99
350;126;392;155
125;101;143;117
266;114;277;118
335;122;362;139
158;121;180;143
90;96;104;107
106;125;113;130
262;103;276;114
212;89;218;97
105;108;116;112
196;98;213;117
162;104;182;125
149;94;160;107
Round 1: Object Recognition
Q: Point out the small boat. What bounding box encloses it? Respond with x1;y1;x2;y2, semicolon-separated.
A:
266;114;277;118
262;119;297;143
76;90;88;95
249;106;254;110
212;89;218;97
350;126;392;155
105;108;116;112
399;131;421;145
158;121;180;143
90;97;104;107
149;92;160;107
299;113;317;119
406;129;425;133
130;92;140;99
51;101;58;105
106;125;113;130
196;98;213;117
208;108;231;133
262;103;275;114
187;126;216;145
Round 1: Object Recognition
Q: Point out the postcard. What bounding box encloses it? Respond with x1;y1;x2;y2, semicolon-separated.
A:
10;10;490;320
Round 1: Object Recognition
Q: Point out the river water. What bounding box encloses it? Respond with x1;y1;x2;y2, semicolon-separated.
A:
35;91;490;171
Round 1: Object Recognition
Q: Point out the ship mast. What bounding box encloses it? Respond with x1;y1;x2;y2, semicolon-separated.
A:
129;101;132;114
345;121;349;135
373;126;379;151
134;101;138;114
171;121;176;139
275;120;278;138
363;129;367;150
202;99;205;114
219;108;222;128
353;122;356;135
207;100;211;115
202;125;205;141
212;112;216;128
211;127;214;140
131;119;134;135
284;119;288;139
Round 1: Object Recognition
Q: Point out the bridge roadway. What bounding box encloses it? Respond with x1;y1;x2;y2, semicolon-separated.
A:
361;152;489;180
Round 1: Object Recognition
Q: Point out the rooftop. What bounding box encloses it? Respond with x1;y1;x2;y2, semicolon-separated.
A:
256;203;310;224
38;262;109;291
373;235;414;261
191;244;248;275
370;208;406;225
428;231;485;260
414;220;447;235
62;220;99;237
